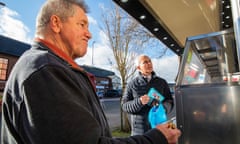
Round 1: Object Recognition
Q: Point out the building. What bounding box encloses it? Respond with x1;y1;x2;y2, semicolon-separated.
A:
109;75;121;90
0;35;31;92
81;65;121;93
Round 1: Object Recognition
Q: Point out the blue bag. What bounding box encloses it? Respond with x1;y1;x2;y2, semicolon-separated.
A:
148;104;167;128
147;88;168;128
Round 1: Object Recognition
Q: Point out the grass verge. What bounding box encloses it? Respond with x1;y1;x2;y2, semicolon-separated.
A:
112;128;130;137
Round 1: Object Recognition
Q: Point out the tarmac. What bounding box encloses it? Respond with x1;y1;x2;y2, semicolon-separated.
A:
102;97;176;130
101;98;121;130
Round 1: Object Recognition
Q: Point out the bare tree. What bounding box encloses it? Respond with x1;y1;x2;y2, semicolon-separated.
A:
100;2;168;131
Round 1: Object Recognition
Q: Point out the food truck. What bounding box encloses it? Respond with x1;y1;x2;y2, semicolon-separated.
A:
113;0;240;143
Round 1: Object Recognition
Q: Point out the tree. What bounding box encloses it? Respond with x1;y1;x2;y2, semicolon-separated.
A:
100;2;168;132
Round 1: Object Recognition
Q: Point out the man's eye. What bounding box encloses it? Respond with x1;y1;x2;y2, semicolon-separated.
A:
77;23;85;28
142;61;151;64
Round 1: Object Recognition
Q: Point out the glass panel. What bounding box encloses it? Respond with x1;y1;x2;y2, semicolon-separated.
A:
177;29;238;85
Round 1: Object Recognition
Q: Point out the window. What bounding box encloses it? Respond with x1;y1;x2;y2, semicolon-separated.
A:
0;58;8;80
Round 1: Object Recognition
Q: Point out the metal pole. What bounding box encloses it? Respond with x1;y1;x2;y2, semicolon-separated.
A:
91;41;95;66
0;2;6;33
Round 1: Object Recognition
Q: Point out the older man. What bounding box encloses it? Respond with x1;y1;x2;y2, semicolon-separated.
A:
122;55;174;136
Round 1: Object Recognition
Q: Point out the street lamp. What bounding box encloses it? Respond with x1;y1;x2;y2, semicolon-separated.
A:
91;41;95;66
0;2;6;32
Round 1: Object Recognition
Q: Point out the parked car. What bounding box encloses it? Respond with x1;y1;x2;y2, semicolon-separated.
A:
96;91;104;99
104;89;120;97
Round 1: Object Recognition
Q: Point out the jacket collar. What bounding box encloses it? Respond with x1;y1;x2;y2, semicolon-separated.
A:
138;71;156;78
34;38;97;91
35;38;84;71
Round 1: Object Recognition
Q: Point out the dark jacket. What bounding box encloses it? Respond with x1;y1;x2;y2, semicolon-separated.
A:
1;40;168;144
122;72;173;135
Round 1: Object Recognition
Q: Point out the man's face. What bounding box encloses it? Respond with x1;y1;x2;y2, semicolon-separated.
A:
137;56;153;75
59;5;92;59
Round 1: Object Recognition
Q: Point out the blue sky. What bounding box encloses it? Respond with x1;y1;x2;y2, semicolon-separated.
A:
0;0;179;82
0;0;44;39
0;0;109;42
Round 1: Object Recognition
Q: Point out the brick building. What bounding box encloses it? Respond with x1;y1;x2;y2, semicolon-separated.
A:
81;65;121;93
0;35;31;93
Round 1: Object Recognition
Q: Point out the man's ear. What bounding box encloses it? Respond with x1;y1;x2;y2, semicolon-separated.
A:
49;15;62;33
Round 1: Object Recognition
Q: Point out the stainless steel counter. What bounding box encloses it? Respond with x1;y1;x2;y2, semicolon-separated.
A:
175;84;240;144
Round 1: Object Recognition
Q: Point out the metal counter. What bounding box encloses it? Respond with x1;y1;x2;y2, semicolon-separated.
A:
175;83;240;144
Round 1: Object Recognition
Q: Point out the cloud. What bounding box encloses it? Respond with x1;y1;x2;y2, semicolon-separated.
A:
152;55;179;83
0;7;32;43
87;15;97;26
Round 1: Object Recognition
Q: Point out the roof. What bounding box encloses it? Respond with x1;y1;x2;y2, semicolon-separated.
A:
81;65;115;77
112;0;233;56
0;35;31;57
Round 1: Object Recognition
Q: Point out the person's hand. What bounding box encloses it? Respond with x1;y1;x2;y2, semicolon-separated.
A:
155;123;181;144
140;95;150;105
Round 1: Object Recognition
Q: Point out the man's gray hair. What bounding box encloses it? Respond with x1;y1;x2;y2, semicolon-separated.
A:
135;54;149;67
35;0;89;35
